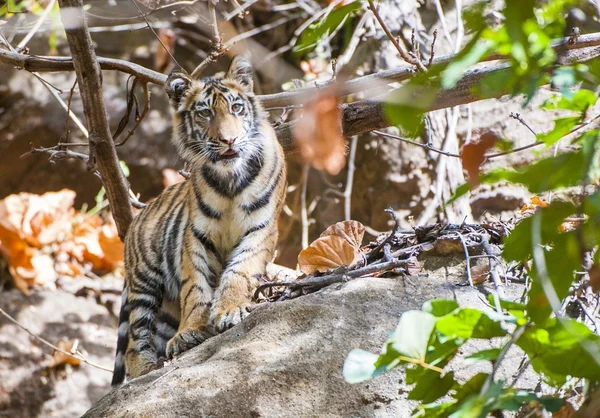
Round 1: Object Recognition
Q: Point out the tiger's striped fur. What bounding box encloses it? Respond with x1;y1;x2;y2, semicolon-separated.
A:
111;56;286;385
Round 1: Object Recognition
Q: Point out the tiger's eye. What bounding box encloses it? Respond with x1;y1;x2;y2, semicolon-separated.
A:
232;103;244;113
198;109;212;118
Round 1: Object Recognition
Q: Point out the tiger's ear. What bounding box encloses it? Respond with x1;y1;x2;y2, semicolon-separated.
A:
226;55;254;91
165;72;193;107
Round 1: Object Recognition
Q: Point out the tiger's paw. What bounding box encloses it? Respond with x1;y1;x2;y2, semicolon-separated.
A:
210;303;252;333
165;328;213;359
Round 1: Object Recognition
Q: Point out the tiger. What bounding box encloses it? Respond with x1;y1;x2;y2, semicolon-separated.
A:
111;56;287;385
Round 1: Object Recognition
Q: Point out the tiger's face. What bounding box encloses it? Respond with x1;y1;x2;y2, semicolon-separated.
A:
166;56;263;169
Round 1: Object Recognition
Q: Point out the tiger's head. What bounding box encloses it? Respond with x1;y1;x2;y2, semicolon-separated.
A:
165;56;265;169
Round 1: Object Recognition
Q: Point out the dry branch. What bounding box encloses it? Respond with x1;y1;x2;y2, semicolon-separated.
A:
57;0;133;240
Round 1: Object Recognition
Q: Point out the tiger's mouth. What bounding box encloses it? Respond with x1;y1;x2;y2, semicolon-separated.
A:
219;149;239;160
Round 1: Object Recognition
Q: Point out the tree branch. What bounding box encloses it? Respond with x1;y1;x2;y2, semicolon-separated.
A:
57;0;133;240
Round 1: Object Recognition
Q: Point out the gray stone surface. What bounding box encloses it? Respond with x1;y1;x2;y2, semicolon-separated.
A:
83;265;531;418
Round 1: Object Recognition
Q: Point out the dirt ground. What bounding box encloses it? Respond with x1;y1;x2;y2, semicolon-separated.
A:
0;276;122;418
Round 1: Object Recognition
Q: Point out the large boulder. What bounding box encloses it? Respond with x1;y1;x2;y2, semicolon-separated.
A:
82;271;528;418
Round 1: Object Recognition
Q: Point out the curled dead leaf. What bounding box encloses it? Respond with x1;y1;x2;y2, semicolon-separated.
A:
470;263;490;285
460;131;497;188
293;91;346;175
320;220;365;249
298;220;365;275
47;339;81;369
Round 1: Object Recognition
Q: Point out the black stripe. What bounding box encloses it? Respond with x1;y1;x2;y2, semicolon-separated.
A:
192;183;221;219
156;328;174;342
201;146;264;198
129;297;158;311
164;202;186;281
158;311;179;330
242;163;282;213
227;247;270;269
191;226;217;254
130;315;153;331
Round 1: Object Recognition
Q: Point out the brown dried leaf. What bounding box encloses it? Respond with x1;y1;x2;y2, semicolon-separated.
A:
294;92;346;175
154;28;176;74
590;264;600;293
470;263;490;285
47;339;81;369
320;220;365;249
460;131;497;187
552;402;576;418
298;235;360;275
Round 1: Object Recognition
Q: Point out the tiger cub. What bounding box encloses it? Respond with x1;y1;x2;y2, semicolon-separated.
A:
111;56;286;385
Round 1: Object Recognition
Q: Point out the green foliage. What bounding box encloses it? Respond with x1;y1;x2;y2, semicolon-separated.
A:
295;2;363;54
347;0;600;415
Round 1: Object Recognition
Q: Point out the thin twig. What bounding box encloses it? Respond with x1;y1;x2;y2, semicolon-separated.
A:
367;0;426;71
509;112;537;135
130;0;185;73
480;325;527;395
343;136;358;220
0;307;112;372
456;232;474;287
367;208;402;262
373;130;461;158
300;164;310;249
255;258;409;297
17;0;57;50
191;0;225;78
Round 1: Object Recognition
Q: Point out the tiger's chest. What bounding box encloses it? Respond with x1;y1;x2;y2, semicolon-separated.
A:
188;175;268;258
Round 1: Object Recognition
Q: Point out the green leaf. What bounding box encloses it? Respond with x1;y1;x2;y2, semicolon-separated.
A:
422;299;459;317
342;349;379;383
550;67;577;97
536;116;579;146
491;390;564;412
454;373;487;399
408;368;455;403
390;310;437;360
441;37;491;89
517;318;600;382
465;348;501;362
436;308;506;340
384;82;438;138
295;2;362;53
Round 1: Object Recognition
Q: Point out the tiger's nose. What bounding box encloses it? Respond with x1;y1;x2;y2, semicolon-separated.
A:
219;136;236;146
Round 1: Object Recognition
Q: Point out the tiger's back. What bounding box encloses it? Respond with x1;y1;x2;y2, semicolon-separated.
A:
112;56;286;385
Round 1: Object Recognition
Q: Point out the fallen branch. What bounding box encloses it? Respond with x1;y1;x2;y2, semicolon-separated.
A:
255;258;409;299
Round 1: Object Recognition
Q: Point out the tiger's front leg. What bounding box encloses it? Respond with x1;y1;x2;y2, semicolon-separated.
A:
210;228;277;333
166;232;218;359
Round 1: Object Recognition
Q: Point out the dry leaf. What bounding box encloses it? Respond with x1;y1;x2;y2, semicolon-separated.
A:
162;168;185;188
294;92;346;175
520;196;549;215
0;189;75;248
552;402;576;418
460;131;498;187
47;339;81;369
320;220;365;249
470;263;490;285
154;28;176;73
406;256;421;275
298;235;361;274
590;264;600;293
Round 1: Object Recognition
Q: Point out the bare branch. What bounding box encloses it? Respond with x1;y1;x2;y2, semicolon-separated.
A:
57;0;133;240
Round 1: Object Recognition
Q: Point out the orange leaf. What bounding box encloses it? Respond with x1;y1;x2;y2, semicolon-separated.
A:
47;339;81;369
320;220;365;249
294;92;346;175
298;235;360;275
460;132;497;187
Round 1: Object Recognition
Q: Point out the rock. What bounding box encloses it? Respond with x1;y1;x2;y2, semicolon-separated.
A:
82;267;531;418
